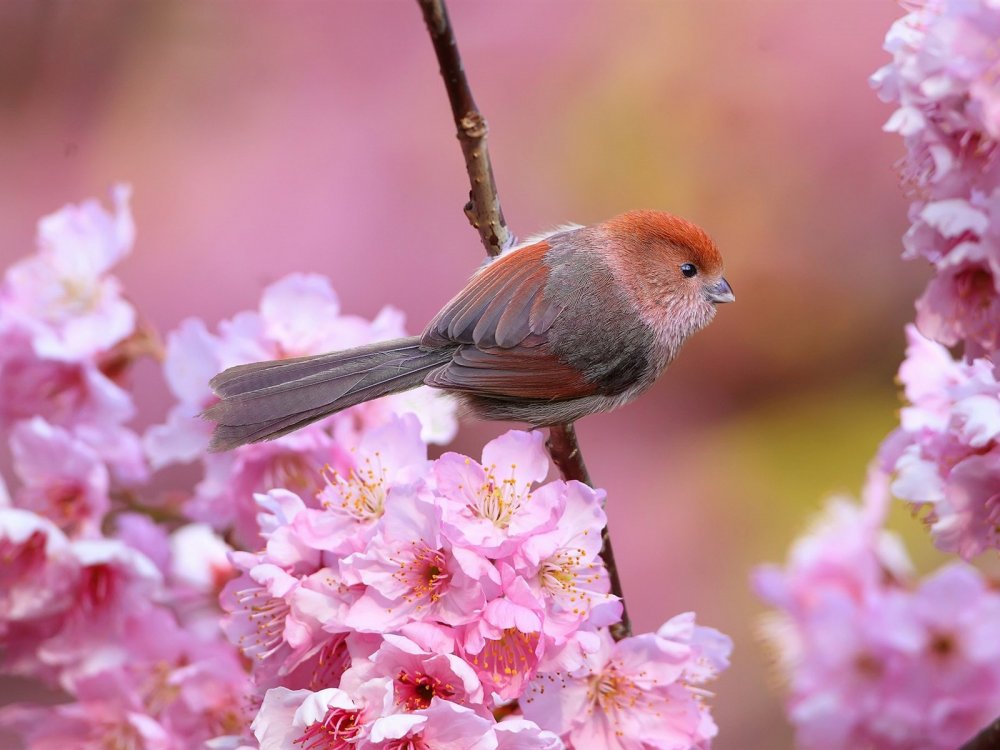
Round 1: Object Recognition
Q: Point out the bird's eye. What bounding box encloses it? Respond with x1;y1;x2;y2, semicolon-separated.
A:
680;263;698;278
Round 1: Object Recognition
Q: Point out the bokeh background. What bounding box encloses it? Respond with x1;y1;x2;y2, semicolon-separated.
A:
0;2;952;748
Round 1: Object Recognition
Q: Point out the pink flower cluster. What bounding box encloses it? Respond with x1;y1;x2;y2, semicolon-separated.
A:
0;188;731;750
872;0;1000;358
144;270;457;548
755;474;1000;750
872;0;1000;554
881;325;1000;558
758;4;1000;744
220;419;731;750
0;189;253;747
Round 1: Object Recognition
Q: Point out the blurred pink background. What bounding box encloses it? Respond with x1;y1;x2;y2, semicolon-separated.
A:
0;2;946;748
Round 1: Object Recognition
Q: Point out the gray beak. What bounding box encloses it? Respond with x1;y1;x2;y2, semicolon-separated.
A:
705;277;735;304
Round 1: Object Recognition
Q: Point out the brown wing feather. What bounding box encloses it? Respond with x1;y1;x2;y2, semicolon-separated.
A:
424;345;594;400
421;242;564;350
420;240;596;401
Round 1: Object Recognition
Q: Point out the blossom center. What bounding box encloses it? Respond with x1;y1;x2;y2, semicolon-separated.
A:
955;266;995;308
235;584;290;661
294;707;360;750
98;719;144;750
57;276;101;316
0;531;47;589
263;453;324;498
469;628;539;683
393;545;450;604
396;668;456;710
588;663;646;716
476;466;526;528
307;635;351;691
81;563;118;612
322;455;387;522
44;480;87;526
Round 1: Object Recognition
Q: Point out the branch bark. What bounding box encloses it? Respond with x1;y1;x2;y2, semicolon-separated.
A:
415;0;632;641
960;717;1000;750
416;0;511;258
545;423;632;641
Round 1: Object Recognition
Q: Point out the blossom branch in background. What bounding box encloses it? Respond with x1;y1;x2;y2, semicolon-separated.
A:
416;0;634;642
872;0;1000;559
757;2;1000;748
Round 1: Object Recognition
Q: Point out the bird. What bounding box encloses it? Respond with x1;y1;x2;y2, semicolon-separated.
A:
205;210;734;451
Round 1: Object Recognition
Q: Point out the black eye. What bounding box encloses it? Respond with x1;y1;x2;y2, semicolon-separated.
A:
680;263;698;278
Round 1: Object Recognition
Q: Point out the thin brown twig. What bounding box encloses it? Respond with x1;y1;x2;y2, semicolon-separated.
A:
960;717;1000;750
545;423;632;641
415;0;633;642
415;0;512;258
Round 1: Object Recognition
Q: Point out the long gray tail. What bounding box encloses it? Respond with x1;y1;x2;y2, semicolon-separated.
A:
204;337;449;451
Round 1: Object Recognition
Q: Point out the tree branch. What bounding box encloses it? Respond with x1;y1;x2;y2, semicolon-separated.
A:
960;717;1000;750
415;0;631;642
415;0;512;258
546;423;632;641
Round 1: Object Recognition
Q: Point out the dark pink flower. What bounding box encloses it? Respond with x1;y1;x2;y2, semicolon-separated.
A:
10;417;110;537
252;681;393;750
0;509;77;623
341;633;484;711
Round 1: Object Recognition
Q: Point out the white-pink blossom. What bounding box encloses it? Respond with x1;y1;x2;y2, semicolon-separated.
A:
880;325;1000;557
0;184;136;362
522;630;717;750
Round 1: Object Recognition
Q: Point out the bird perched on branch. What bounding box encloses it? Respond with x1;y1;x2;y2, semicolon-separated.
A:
205;210;734;451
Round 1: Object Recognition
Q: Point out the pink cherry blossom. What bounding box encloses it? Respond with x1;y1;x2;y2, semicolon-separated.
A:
433;429;561;557
655;612;732;686
147;273;456;547
309;413;431;556
873;0;1000;358
756;478;1000;750
754;478;913;627
0;186;735;750
252;680;394;750
0;184;136;362
187;432;348;549
10;417;110;537
38;538;163;684
0;329;135;431
343;493;496;631
494;718;564;750
340;633;485;711
143;317;227;468
169;523;234;594
0;508;78;627
0;700;175;750
522;630;714;750
459;571;546;703
360;698;498;750
221;555;320;686
515;480;620;633
880;325;1000;556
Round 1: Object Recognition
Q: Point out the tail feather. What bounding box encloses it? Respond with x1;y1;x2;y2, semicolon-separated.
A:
209;339;423;398
204;337;449;451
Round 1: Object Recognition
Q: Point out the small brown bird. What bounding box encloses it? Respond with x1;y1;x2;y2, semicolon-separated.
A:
206;210;734;451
